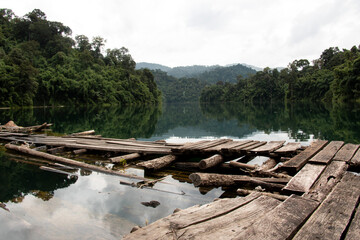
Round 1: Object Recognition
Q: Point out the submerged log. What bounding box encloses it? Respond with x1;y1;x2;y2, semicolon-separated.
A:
199;154;224;169
5;143;148;181
136;155;177;170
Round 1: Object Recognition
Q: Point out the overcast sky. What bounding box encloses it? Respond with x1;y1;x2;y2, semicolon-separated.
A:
2;0;360;68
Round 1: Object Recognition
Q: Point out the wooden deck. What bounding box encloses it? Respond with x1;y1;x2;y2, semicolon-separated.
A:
1;129;360;239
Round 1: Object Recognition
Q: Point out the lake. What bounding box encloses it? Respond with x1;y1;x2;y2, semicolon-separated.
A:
0;101;359;239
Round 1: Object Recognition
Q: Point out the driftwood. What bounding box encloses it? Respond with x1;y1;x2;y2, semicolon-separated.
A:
69;130;95;136
5;143;148;181
0;121;51;133
229;161;257;170
136;155;177;170
40;166;78;177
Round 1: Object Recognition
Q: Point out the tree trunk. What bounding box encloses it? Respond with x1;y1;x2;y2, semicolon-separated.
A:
199;154;224;169
136;155;176;170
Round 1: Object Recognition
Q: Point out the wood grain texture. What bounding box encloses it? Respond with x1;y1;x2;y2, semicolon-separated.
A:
281;140;328;173
282;163;326;194
309;141;344;164
234;195;318;240
293;172;360;240
333;143;360;162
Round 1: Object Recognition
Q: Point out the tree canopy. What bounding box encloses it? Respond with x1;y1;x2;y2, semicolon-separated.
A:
0;9;161;106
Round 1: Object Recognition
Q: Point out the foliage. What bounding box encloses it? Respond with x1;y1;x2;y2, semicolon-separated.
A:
200;45;360;104
0;8;161;106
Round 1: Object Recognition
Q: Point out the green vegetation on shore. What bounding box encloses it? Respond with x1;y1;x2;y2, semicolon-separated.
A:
0;9;161;107
200;45;360;104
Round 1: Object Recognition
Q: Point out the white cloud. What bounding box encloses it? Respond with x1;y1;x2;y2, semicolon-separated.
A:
2;0;360;68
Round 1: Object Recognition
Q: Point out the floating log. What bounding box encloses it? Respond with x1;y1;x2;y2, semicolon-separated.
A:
189;173;289;187
309;141;344;164
110;153;142;163
40;166;78;177
332;143;359;162
73;149;87;155
136;155;177;170
199;154;224;169
281;140;328;173
5;143;148;181
293;172;360;240
236;189;288;201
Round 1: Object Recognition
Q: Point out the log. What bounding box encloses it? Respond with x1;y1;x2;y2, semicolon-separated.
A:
259;158;277;171
229;161;257;170
236;189;288;201
73;149;87;155
110;153;142;163
47;146;66;154
189;173;289;187
40;166;78;177
70;130;95;136
5;143;148;181
293;172;360;240
199;154;224;169
136;155;177;170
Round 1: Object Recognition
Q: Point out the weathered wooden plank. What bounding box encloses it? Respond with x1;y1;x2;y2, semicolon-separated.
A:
282;163;326;194
190;139;231;151
309;141;344;164
203;140;251;153
333;143;360;162
171;140;209;153
249;141;285;154
234;195;319;240
239;141;267;152
293;172;360;240
170;192;261;229
136;155;177;170
226;141;262;153
274;142;301;154
303;160;348;202
345;199;360;240
172;195;281;240
281;140;328;173
350;148;360;167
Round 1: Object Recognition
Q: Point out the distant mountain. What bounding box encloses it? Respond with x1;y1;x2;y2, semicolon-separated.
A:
136;62;259;79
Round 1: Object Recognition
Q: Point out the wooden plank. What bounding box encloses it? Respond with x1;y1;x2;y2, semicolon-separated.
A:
274;142;301;154
281;140;328;173
333;143;360;162
239;141;267;152
170;192;261;229
293;172;360;240
204;140;252;153
172;195;281;239
234;195;319;240
309;141;344;164
345;199;360;240
282;163;326;194
303;160;348;202
171;140;209;153
350;148;360;167
226;141;261;152
189;139;231;151
249;141;285;154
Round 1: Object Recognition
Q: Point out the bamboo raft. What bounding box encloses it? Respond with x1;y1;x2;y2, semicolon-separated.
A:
1;122;360;239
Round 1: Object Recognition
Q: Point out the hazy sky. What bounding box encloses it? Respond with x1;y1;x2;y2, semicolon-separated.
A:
2;0;360;68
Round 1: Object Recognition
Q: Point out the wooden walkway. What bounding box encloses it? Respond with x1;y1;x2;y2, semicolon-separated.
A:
1;128;360;239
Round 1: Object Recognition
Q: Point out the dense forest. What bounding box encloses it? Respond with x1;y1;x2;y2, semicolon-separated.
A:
142;64;256;102
0;9;161;106
200;45;360;104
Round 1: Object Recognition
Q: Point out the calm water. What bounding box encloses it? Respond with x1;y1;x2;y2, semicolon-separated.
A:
0;102;359;239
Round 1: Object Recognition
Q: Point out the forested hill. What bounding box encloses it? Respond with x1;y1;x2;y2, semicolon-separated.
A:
0;9;161;107
136;62;257;80
201;45;360;104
